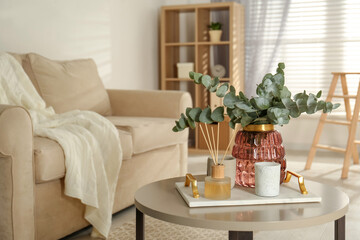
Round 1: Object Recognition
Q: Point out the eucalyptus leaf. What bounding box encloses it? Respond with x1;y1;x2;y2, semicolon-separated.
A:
209;83;219;93
172;126;179;132
199;107;213;124
251;97;270;110
179;114;187;128
194;73;202;84
216;83;229;97
280;86;291;98
201;75;212;89
273;73;284;86
189;71;195;79
230;85;236;93
185;107;192;118
211;106;225;122
316;90;322;98
241;114;254;127
229;121;236;129
212;77;220;87
223;91;238;108
189;107;202;122
187;118;196;129
235;102;257;112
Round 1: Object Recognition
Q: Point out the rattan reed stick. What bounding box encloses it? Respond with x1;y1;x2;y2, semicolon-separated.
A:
211;126;217;165
205;124;216;163
199;124;216;164
220;124;239;165
216;123;220;165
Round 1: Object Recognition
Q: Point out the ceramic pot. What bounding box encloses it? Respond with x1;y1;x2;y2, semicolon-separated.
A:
209;30;222;42
232;124;286;188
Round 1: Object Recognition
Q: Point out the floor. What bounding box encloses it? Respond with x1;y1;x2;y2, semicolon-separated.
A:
65;150;360;240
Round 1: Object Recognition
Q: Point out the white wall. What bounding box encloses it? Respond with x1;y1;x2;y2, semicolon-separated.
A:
0;0;209;90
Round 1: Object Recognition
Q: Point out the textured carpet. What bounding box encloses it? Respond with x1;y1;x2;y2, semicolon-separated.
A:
108;216;227;240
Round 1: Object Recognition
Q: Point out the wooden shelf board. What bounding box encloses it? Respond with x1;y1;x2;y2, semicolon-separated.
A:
165;42;196;46
166;78;192;81
198;41;230;46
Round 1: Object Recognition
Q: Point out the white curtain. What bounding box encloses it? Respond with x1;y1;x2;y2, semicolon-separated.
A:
211;0;291;97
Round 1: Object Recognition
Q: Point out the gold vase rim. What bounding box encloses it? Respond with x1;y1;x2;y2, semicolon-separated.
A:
243;124;274;132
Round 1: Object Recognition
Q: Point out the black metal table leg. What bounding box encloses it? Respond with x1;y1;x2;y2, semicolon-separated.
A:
335;215;345;240
229;231;253;240
136;208;144;240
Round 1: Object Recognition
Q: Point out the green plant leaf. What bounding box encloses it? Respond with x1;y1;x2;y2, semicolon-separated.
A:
278;62;285;69
273;73;284;86
194;73;202;84
316;90;322;98
235;101;257;112
189;107;202;122
199;107;213;124
250;97;270;110
212;77;220;87
179;114;187;128
267;107;290;125
187;118;196;129
230;85;236;93
280;86;291;98
185;107;192;118
239;91;250;103
223;91;238;108
306;93;317;114
209;84;219;92
263;73;273;81
333;103;340;109
227;108;235;119
172;126;179;132
229;121;236;129
201;75;212;89
175;121;181;129
211;106;225;122
240;114;253;127
189;71;195;79
216;83;229;97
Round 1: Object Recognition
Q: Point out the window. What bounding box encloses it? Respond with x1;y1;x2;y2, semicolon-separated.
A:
263;0;360;114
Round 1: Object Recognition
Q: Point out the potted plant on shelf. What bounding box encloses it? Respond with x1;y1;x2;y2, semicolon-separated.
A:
208;22;222;42
173;63;340;187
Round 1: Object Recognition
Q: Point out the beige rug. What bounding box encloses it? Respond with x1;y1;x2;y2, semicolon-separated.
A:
108;216;227;240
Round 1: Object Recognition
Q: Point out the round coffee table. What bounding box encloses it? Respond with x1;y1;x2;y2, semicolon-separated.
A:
134;175;349;240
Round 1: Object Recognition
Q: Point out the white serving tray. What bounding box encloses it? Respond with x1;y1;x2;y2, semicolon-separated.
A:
175;181;321;208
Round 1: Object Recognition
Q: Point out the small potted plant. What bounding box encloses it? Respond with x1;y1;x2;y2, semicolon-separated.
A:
208;22;222;42
173;63;340;187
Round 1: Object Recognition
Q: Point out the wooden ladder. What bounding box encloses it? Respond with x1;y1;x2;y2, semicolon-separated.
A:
306;72;360;179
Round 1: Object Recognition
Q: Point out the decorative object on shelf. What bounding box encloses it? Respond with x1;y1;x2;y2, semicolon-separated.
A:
173;63;340;187
255;162;281;197
207;155;236;188
177;62;194;78
211;64;226;78
208;22;222;42
232;124;286;187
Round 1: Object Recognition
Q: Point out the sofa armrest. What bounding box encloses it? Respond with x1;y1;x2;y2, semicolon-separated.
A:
0;105;35;240
107;89;192;118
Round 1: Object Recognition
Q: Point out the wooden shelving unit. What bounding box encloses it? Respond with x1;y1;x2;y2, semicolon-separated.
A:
160;2;245;153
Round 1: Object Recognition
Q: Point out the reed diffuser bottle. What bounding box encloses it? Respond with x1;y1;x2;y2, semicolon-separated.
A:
204;164;231;200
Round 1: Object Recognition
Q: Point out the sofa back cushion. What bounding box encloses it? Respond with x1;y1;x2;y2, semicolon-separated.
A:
10;53;112;116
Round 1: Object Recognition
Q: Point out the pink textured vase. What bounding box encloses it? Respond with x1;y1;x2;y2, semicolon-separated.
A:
232;124;286;187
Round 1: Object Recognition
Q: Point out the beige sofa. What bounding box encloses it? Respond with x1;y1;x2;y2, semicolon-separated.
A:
0;53;191;240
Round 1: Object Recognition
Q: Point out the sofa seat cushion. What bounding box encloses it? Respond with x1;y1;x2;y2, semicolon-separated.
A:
106;116;188;155
34;129;133;183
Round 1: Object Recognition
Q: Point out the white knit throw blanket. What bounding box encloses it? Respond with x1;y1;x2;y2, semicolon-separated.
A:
0;53;122;238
